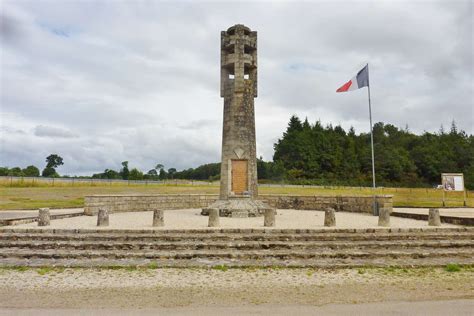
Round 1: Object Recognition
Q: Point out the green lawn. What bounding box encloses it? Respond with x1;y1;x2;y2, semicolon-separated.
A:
0;182;471;210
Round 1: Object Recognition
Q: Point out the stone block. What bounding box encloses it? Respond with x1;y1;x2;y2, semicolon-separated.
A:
428;208;441;226
208;209;220;227
152;209;164;227
231;210;248;218
264;209;276;227
378;207;390;227
38;208;50;226
97;208;109;227
324;208;336;227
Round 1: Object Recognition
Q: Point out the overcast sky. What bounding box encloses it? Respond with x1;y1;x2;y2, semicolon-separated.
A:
1;0;472;175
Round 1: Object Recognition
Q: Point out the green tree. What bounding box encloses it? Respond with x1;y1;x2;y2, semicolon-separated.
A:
120;161;130;180
158;168;167;180
0;167;8;176
45;154;64;169
147;169;158;176
8;167;23;176
168;168;177;179
42;167;59;177
128;168;144;180
22;165;40;177
42;154;63;177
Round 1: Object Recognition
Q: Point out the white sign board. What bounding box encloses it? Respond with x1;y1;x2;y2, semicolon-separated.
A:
441;173;464;191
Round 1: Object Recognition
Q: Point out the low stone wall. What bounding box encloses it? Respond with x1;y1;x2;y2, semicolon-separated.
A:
84;194;392;216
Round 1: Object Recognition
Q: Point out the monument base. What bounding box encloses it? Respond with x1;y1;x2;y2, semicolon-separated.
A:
201;196;274;218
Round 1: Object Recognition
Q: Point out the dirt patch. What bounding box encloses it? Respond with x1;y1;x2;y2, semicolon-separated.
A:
0;267;472;308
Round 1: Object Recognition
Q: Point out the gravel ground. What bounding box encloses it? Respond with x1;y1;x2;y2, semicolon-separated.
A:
0;267;472;309
3;209;460;230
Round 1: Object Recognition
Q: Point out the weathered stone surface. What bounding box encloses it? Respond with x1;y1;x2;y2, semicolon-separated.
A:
219;24;258;200
378;208;391;227
97;208;109;227
152;210;164;227
428;208;441;226
324;208;336;227
84;194;393;216
208;209;220;227
1;228;473;268
202;197;273;217
264;209;276;227
38;208;50;226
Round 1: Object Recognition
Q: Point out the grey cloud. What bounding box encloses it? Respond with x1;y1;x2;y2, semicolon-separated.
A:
0;0;472;175
34;125;78;138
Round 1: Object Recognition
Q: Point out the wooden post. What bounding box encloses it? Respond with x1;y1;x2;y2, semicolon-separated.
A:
463;189;467;207
442;190;446;207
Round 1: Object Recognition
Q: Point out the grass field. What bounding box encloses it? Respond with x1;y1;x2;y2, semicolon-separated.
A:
0;180;471;210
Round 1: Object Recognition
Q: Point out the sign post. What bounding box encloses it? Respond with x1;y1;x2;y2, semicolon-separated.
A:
441;173;465;207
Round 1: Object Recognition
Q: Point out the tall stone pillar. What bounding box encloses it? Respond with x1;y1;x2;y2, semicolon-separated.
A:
219;24;258;200
202;24;273;218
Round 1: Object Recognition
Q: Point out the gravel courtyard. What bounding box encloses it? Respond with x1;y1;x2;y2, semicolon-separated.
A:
0;267;472;312
4;209;459;230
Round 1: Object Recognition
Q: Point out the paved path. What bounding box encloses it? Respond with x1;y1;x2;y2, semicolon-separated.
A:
0;209;84;226
393;207;473;225
2;208;461;230
0;209;83;220
395;207;474;218
1;300;473;315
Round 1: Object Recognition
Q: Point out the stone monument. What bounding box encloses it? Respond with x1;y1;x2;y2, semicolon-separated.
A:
202;24;274;217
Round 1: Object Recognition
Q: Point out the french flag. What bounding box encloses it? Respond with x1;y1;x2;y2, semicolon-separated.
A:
336;64;369;92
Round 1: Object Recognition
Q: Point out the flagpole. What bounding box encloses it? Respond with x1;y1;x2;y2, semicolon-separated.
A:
366;63;377;215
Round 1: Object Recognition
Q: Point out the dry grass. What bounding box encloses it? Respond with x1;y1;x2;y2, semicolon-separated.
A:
0;181;472;210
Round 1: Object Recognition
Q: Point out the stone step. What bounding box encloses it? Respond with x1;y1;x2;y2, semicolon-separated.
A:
0;247;471;260
1;231;472;243
2;255;471;268
2;227;472;235
0;240;472;251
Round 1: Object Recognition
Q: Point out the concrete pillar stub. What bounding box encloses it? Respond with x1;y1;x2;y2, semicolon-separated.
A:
378;207;391;227
38;208;50;226
153;209;164;227
264;209;276;227
324;208;336;227
428;208;441;226
208;209;220;227
97;208;109;227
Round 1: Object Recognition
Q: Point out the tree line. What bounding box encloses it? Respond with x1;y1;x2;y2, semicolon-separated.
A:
1;116;472;189
0;154;63;178
269;116;473;189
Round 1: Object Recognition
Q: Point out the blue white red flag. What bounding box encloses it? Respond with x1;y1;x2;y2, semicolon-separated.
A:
336;64;369;92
